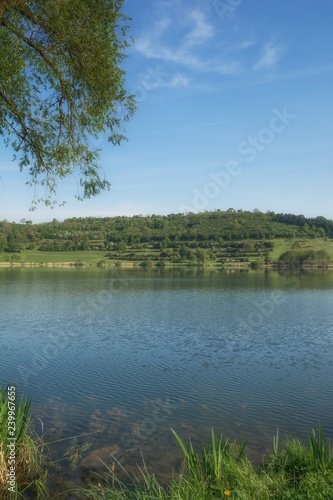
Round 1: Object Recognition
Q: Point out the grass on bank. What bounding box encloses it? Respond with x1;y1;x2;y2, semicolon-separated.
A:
0;388;333;500
1;388;333;499
0;387;47;499
4;249;104;264
77;426;333;500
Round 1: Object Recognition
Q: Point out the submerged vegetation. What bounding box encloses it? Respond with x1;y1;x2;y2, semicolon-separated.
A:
0;210;332;267
1;388;332;498
77;426;333;499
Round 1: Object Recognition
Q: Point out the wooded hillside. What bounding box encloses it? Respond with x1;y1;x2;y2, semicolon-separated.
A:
1;210;332;266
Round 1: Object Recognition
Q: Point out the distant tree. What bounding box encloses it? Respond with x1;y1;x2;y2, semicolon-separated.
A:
317;227;326;238
196;249;207;264
6;234;24;252
141;257;152;268
6;233;18;252
179;245;190;258
243;241;255;251
114;241;126;252
0;0;136;205
310;225;317;236
0;236;7;252
10;253;21;261
161;237;171;249
153;220;165;229
315;250;330;266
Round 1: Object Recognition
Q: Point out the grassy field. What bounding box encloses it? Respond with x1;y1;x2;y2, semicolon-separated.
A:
1;238;333;267
269;238;333;262
0;250;105;265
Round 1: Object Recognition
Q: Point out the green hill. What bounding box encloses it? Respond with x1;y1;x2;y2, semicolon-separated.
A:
1;210;332;267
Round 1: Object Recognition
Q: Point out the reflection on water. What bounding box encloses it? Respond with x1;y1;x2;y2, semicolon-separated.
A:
1;268;333;492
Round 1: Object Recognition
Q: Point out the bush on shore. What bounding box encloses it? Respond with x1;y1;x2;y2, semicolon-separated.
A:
278;249;330;267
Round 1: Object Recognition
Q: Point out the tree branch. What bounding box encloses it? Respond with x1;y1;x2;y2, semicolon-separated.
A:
0;89;51;172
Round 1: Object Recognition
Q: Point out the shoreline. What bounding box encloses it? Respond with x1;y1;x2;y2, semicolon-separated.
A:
1;261;333;270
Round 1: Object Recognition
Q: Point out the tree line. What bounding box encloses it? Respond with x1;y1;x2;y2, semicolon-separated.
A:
0;210;331;255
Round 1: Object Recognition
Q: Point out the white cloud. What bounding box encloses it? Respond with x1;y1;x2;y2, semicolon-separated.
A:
184;9;215;47
215;61;240;75
161;73;190;88
238;39;256;50
134;4;237;75
254;43;282;70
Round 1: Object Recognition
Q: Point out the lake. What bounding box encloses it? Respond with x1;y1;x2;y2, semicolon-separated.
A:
1;267;333;492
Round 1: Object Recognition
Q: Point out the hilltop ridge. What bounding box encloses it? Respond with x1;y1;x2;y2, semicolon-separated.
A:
1;210;332;267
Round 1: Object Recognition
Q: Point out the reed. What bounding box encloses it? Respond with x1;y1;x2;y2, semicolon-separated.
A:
77;424;333;499
0;387;48;499
308;421;332;466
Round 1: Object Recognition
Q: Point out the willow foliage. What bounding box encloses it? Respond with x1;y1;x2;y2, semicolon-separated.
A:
0;0;136;205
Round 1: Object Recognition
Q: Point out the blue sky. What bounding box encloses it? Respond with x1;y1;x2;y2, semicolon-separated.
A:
1;0;332;222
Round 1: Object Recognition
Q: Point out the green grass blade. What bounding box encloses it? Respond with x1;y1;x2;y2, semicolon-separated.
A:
171;429;189;460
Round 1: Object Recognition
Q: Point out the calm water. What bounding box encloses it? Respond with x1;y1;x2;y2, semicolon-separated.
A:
1;268;333;488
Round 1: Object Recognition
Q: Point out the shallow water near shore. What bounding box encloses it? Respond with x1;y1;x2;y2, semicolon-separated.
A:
1;267;333;493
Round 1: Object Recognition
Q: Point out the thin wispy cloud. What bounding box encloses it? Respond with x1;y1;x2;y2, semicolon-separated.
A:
218;63;333;90
134;3;284;80
134;3;238;75
161;73;190;87
254;42;282;70
238;40;256;50
184;9;215;47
